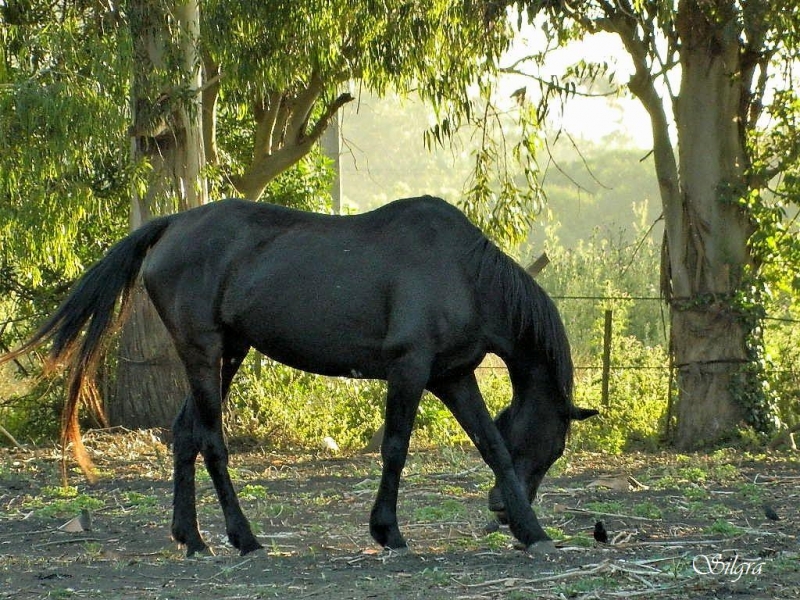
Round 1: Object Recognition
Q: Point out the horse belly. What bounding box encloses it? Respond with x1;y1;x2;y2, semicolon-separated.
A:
228;289;390;379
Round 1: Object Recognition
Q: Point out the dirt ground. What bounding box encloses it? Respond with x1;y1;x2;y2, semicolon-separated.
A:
0;430;797;599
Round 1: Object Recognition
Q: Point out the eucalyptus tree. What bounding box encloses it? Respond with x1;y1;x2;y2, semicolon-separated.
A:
506;0;800;447
111;0;207;429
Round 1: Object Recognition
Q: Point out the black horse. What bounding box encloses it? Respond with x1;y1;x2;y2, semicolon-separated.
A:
2;195;596;555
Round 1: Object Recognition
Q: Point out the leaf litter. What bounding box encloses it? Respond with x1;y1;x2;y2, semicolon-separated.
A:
0;430;797;599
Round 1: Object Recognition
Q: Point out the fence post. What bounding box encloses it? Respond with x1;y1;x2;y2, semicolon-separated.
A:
526;252;550;277
601;309;613;408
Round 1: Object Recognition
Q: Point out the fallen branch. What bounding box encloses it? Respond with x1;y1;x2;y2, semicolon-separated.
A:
605;581;692;597
457;557;691;599
33;536;108;548
753;473;800;483
563;506;660;521
0;423;23;449
457;560;612;588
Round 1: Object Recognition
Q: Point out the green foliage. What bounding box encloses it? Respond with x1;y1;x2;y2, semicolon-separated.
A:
735;189;800;433
704;519;744;537
205;0;508;105
0;376;64;443
0;5;131;284
532;214;670;453
459;97;546;250
570;333;669;454
413;499;466;523
29;489;104;518
765;310;800;430
224;354;516;451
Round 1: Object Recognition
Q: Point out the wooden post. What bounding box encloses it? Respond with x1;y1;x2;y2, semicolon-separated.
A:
601;309;613;408
526;252;550;278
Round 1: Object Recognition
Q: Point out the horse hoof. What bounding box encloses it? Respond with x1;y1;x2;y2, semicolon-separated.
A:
381;546;410;558
484;520;500;534
239;542;264;557
185;544;215;558
525;540;558;556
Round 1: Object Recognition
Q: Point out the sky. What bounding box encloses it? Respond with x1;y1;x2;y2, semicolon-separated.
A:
505;30;654;148
336;29;658;207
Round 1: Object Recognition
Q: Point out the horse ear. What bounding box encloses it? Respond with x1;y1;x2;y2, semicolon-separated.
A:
570;406;599;421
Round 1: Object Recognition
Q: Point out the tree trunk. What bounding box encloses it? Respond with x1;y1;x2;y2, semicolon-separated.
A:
108;0;206;431
108;287;188;429
667;1;755;448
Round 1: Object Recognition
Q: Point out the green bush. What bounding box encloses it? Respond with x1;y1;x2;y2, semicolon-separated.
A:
225;355;386;450
569;332;669;454
224;354;517;451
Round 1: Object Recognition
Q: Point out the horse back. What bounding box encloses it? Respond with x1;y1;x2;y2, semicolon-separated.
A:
141;197;487;378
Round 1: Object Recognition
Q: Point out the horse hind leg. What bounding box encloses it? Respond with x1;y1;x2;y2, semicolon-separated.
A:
173;336;262;556
171;393;208;555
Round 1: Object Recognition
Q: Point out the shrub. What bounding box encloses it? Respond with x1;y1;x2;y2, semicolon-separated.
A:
568;315;670;454
225;355;386;450
224;354;517;451
764;311;800;429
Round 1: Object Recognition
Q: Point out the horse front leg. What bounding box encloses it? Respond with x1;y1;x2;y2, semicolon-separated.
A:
430;374;553;552
369;356;428;550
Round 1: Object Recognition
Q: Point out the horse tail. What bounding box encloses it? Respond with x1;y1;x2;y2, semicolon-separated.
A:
0;216;174;483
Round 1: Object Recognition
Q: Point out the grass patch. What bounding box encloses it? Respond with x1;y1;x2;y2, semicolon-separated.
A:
736;483;766;503
120;490;160;509
583;500;625;516
705;519;744;537
239;484;270;501
28;490;105;518
682;486;710;501
413;499;466;522
633;501;663;519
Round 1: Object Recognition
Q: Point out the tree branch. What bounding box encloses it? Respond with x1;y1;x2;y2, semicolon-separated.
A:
253;91;284;158
233;91;354;200
287;73;325;143
201;50;220;166
305;92;355;145
499;67;620;98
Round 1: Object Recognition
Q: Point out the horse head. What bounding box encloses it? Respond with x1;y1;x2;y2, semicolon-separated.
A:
488;374;598;523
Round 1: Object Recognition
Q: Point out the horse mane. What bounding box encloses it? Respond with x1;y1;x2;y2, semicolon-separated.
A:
474;240;575;407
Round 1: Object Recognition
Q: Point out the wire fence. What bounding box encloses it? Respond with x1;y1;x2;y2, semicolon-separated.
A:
476;294;800;424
